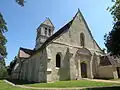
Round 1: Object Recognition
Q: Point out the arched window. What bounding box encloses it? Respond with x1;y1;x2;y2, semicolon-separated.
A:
80;33;85;47
49;29;51;36
56;54;61;68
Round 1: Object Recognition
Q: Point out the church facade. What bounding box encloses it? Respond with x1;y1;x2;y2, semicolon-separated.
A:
11;10;120;82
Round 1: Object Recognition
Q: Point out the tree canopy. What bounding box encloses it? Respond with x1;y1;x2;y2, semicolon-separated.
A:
104;0;120;56
16;0;25;7
0;0;24;78
0;0;25;60
107;0;120;21
0;13;7;58
104;22;120;56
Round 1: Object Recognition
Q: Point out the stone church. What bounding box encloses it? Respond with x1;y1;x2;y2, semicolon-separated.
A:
11;9;120;82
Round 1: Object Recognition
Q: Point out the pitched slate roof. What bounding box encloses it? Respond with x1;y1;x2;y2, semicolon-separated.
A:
36;9;102;52
18;19;73;58
40;19;74;49
100;56;112;66
20;47;35;55
26;9;103;57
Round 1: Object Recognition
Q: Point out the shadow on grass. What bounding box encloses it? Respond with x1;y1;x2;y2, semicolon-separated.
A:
93;77;113;80
7;79;36;85
86;86;120;90
6;79;120;90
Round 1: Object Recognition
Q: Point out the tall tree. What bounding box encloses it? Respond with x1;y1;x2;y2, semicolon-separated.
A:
0;12;8;78
0;0;25;62
0;13;7;61
0;0;25;78
104;0;120;56
107;0;120;21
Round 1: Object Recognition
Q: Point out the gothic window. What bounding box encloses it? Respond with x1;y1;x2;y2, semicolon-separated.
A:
80;33;85;47
49;29;51;36
45;27;47;35
56;53;61;68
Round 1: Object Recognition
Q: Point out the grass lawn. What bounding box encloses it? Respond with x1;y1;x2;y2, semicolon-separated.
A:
0;80;32;90
1;79;120;90
26;80;120;88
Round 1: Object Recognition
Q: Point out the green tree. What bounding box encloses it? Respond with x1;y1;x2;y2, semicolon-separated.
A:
7;56;17;76
0;12;8;79
0;13;7;57
16;0;25;6
0;0;25;78
107;0;120;21
104;22;120;56
0;0;25;59
104;0;120;56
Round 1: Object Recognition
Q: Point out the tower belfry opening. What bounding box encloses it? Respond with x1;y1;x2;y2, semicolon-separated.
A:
35;18;54;50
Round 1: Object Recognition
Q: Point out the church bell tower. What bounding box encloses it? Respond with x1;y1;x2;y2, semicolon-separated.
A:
35;18;54;50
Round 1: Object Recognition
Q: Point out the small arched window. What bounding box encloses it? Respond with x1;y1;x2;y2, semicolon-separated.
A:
49;29;51;36
56;53;61;68
80;33;85;47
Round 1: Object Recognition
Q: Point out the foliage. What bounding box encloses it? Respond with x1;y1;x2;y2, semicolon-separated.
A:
7;57;17;76
16;0;25;7
0;67;8;79
0;12;8;79
0;13;7;57
0;13;8;33
105;0;120;56
0;0;26;79
0;59;8;79
107;0;120;21
104;21;120;56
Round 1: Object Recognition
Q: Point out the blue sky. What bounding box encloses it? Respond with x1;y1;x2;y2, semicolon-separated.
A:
0;0;113;65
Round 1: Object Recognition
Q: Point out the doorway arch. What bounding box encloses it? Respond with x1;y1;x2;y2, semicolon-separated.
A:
81;62;87;78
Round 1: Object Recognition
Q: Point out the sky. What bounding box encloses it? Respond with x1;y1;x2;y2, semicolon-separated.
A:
0;0;113;65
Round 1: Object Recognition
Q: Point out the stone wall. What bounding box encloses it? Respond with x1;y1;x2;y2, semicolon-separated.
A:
20;49;47;83
13;10;104;82
53;11;102;52
45;11;103;82
46;43;73;82
98;65;114;79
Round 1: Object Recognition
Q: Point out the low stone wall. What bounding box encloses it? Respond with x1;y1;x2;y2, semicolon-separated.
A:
98;65;114;79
